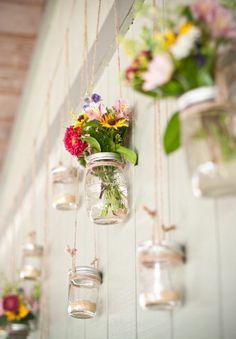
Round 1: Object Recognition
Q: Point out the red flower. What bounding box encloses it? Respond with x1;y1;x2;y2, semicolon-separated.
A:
64;126;87;157
3;295;19;313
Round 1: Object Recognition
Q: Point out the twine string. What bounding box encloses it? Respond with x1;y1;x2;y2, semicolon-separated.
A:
31;138;37;231
114;0;122;98
89;0;102;93
84;0;89;92
39;92;50;339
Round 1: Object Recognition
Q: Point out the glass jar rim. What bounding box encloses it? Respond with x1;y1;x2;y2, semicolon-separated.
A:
51;165;77;176
137;240;184;264
8;323;29;332
22;242;43;255
68;265;102;282
177;86;216;111
86;152;121;164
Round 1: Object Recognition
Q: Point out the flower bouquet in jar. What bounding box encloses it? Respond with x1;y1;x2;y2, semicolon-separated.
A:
123;0;236;197
64;94;137;224
0;277;40;338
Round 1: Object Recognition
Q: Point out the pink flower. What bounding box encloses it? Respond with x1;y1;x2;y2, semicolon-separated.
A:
0;298;4;316
64;126;87;157
85;102;106;121
191;0;217;24
3;295;19;313
115;99;129;119
142;53;174;91
211;6;236;39
191;0;236;39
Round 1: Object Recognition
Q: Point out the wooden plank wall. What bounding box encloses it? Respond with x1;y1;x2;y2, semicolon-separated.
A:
0;1;236;339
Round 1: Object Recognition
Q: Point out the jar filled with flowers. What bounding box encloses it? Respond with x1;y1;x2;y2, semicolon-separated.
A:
123;0;236;197
64;94;137;224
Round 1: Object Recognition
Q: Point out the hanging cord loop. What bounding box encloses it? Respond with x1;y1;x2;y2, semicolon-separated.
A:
114;0;122;97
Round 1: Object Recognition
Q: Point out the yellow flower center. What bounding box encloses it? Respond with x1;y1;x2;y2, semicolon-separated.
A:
179;22;193;35
164;31;176;47
72;137;76;145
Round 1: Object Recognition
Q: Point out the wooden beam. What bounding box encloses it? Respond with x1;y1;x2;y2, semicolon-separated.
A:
0;0;44;6
0;2;43;37
0;94;20;120
0;34;35;69
0;66;26;95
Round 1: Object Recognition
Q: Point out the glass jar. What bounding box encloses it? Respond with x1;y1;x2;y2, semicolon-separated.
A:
85;152;129;225
137;240;184;311
7;323;29;339
179;86;236;197
68;266;102;319
51;165;78;210
20;235;43;281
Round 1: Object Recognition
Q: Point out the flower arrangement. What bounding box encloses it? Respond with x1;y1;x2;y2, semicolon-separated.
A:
64;93;137;165
0;278;40;329
64;94;136;223
123;0;236;154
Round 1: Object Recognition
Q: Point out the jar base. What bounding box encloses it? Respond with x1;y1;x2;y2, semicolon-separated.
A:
68;310;95;319
52;202;77;211
139;291;182;311
191;160;236;197
91;216;120;225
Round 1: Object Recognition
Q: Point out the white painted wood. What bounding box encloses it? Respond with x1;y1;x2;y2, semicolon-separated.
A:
0;1;236;339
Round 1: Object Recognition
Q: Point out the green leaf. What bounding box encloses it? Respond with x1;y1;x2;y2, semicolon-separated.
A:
163;112;181;154
115;145;137;165
84;120;101;128
196;69;214;87
82;136;101;152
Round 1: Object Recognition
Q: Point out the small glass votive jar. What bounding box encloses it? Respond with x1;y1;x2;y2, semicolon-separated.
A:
68;266;102;319
51;165;78;210
20;240;43;281
137;240;184;311
179;86;236;197
85;152;128;225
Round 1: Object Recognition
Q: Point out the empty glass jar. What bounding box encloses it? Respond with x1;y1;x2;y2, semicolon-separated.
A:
51;165;78;210
85;152;128;225
20;233;43;281
68;266;102;319
179;86;236;197
138;240;184;311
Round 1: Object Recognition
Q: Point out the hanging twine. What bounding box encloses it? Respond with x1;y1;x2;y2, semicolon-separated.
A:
114;0;122;98
83;0;89;92
152;100;165;243
30;138;37;231
91;221;99;269
65;245;77;273
39;92;51;339
143;206;176;239
89;0;102;93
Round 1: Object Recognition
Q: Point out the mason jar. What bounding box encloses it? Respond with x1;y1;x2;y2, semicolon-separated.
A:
20;241;43;281
7;323;29;339
179;86;236;197
51;165;78;210
85;152;128;225
68;266;102;319
137;240;184;311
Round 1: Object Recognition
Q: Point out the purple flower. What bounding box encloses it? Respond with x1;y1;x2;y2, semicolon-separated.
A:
91;93;101;103
194;53;206;67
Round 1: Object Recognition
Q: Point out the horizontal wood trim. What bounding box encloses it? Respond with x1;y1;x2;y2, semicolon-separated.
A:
0;34;35;69
0;2;43;36
0;66;26;95
0;0;44;6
